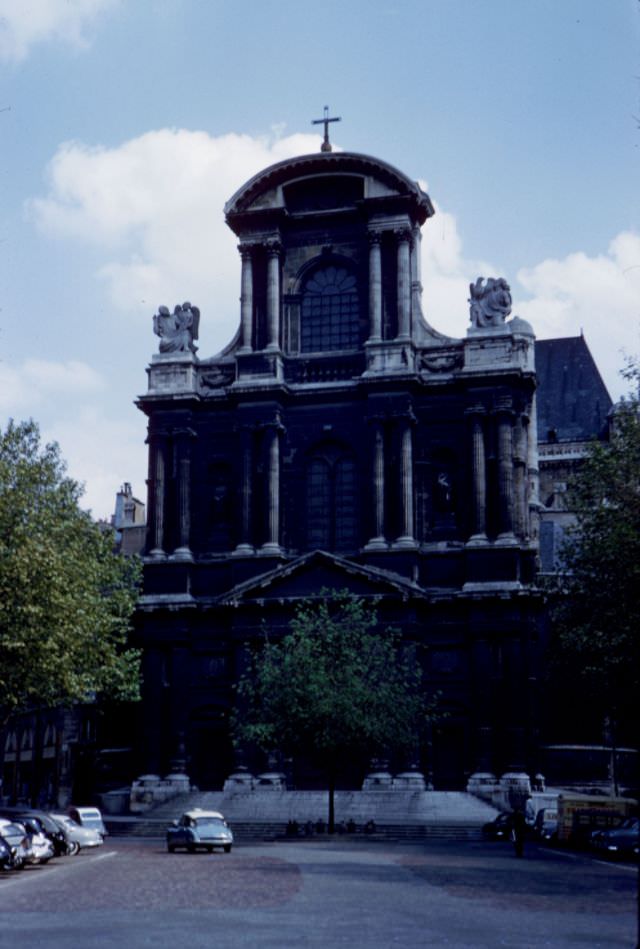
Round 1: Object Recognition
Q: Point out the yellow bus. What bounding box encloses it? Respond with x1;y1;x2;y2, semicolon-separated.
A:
556;793;637;845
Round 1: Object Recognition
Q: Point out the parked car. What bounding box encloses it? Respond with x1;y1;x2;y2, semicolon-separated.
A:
0;809;69;858
15;817;54;864
0;819;33;868
68;806;107;837
0;833;17;871
167;809;233;853
591;816;639;859
534;807;558;843
50;814;103;852
482;813;512;840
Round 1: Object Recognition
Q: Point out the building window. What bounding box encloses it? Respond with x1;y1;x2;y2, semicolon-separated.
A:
300;265;360;353
306;448;357;551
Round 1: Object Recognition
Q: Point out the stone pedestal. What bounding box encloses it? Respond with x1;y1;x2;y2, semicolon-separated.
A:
393;769;427;791
255;772;287;790
466;771;498;797
223;765;255;792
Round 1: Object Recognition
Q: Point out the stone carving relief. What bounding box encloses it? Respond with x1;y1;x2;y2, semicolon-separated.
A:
199;366;235;391
419;351;464;373
153;302;200;354
468;277;512;328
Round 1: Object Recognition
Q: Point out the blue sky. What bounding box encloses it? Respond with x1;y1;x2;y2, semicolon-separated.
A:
1;0;639;518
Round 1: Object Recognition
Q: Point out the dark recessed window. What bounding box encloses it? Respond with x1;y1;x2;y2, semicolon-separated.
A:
306;449;357;551
301;265;360;353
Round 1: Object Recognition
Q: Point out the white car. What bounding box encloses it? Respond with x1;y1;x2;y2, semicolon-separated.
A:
15;817;55;864
50;814;104;852
68;806;107;837
166;810;234;853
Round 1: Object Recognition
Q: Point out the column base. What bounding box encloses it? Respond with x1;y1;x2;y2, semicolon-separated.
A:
392;536;418;550
258;543;284;556
466;532;489;547
148;548;166;560
171;546;193;562
231;543;255;557
364;536;388;551
495;532;518;546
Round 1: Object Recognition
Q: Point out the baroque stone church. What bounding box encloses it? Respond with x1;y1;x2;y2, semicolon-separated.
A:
134;144;544;791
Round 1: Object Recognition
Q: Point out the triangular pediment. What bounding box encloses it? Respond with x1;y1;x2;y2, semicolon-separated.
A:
217;550;424;606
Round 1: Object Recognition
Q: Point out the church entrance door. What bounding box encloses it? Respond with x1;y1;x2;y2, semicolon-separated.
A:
187;707;233;791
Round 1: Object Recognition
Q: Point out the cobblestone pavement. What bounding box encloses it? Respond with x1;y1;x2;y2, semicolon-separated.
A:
0;837;636;948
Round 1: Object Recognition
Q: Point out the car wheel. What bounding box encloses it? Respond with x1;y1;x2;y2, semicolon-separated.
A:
206;846;213;853
186;843;195;853
167;843;175;853
224;845;231;854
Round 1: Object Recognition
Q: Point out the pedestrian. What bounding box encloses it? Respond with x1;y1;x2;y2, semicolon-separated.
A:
511;809;526;857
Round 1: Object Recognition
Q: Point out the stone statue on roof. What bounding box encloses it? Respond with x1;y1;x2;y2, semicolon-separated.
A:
469;277;512;328
153;302;200;354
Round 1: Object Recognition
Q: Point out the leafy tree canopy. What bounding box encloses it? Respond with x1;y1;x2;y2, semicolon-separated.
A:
233;591;436;825
0;419;141;725
548;366;640;730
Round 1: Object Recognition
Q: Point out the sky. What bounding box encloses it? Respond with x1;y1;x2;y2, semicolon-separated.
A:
1;0;639;519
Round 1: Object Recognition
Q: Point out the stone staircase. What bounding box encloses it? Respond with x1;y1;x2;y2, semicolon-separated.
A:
105;790;498;843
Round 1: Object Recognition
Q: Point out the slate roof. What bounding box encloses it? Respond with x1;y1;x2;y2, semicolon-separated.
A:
535;336;612;443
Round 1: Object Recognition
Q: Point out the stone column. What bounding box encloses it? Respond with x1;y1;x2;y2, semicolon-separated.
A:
260;417;283;555
467;408;488;544
365;421;387;549
527;394;540;545
394;415;417;548
368;232;382;342
496;404;516;543
148;434;166;558
265;241;281;351
173;430;193;560
233;426;255;555
239;244;254;354
512;414;528;540
396;228;412;340
410;224;422;332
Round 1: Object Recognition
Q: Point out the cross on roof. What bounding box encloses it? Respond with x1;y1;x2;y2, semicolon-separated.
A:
312;106;341;152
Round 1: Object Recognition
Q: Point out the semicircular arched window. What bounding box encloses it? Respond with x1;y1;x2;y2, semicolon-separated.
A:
300;264;360;353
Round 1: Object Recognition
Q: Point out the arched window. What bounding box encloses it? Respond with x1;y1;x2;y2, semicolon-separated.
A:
300;264;360;353
306;446;357;551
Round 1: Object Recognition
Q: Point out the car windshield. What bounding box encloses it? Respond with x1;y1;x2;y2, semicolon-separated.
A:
195;818;226;832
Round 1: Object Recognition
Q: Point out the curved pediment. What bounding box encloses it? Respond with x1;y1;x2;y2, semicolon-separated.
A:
225;151;434;226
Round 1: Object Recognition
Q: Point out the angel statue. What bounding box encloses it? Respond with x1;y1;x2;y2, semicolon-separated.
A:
468;278;512;328
153;302;200;354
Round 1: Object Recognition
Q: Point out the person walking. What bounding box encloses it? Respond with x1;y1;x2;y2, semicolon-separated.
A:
511;809;527;857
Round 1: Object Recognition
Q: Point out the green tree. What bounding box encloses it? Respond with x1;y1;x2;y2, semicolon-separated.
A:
548;369;640;785
0;419;141;726
233;591;436;830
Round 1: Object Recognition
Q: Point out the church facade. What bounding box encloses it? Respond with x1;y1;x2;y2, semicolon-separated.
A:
134;148;544;791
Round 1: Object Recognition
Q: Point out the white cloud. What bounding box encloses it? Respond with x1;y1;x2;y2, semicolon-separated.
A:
28;125;639;407
517;232;640;398
0;358;103;413
420;202;496;338
418;205;640;399
28;128;322;354
0;0;118;62
0;358;133;518
46;406;146;520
